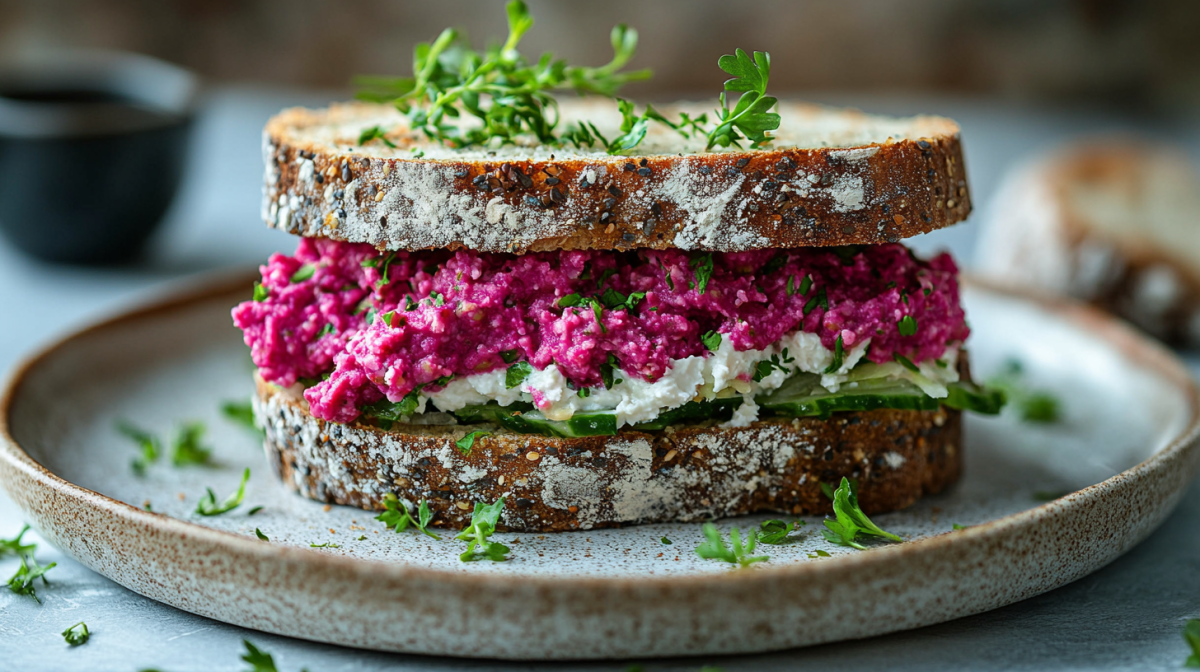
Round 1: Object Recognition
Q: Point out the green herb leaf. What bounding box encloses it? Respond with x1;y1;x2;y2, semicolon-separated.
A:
661;536;672;545
221;399;260;435
758;519;801;545
695;522;769;568
252;282;269;302
500;349;521;364
823;335;845;374
290;264;315;283
690;253;714;294
706;49;780;149
558;293;583;308
381;310;397;327
255;528;269;541
358;124;397;148
985;359;1058;423
248;506;264;515
6;553;56;603
762;253;788;275
310;542;342;549
506;361;533;389
701;330;723;353
117;420;161;476
952;523;969;530
240;640;279;672
62;621;89;646
807;549;831;558
0;525;36;558
798;274;813;296
599;286;628;309
455;430;492;456
456;498;510;562
893;353;920;373
662;262;675;290
376;493;441;539
195;468;250;516
821;477;902;550
898;315;917;337
600;353;618;390
803;287;827;316
170;422;213;467
1184;619;1200;668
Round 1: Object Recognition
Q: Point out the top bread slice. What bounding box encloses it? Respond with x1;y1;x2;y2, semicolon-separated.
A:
976;141;1200;347
262;100;971;253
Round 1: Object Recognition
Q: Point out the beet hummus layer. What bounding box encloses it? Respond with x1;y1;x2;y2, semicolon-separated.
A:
233;239;969;424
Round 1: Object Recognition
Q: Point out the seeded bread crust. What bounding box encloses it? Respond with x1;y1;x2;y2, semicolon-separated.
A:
977;143;1200;348
262;101;971;254
255;375;962;532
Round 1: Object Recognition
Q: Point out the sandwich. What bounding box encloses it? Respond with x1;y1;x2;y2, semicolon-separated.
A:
234;2;1003;533
977;141;1200;348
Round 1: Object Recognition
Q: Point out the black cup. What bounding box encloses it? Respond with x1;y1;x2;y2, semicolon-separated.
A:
0;51;198;264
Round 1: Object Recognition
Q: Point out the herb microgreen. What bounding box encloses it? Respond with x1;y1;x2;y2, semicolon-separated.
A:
500;349;521;364
195;468;250;516
455;430;491;456
375;493;441;540
255;528;269;541
823;335;845;374
358;124;397;148
456;498;510;562
695;522;769;568
700;330;722;353
986;359;1060;423
758;519;804;545
241;640;280;672
898;315;918;337
310;542;342;549
690;253;714;294
117;421;161;476
661;536;672;545
820;477;902;550
252;282;269;302
1;525;36;558
62;621;90;646
7;553;56;603
893;353;920;373
600;353;619;390
289;264;315;283
221;399;260;435
505;361;533;389
170;422;213;467
1184;619;1200;668
807;549;831;558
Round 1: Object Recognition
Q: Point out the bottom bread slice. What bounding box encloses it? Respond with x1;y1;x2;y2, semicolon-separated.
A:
255;376;961;532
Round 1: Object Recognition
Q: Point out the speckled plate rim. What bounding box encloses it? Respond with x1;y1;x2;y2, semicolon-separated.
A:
2;272;1198;660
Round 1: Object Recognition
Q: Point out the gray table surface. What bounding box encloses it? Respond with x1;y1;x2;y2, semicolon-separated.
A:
1;87;1198;672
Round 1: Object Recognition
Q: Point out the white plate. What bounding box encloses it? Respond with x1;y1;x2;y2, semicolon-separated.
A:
2;275;1197;659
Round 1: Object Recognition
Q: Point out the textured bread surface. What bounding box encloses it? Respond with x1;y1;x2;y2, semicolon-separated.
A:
977;142;1200;347
262;100;971;253
255;376;962;532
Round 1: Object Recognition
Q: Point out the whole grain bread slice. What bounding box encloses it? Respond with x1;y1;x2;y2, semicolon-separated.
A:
263;100;970;254
977;141;1200;347
255;376;961;533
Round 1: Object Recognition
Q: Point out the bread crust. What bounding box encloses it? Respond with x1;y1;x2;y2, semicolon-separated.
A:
977;143;1200;347
262;101;971;253
255;376;962;532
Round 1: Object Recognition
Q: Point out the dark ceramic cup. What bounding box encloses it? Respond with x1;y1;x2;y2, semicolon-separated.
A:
0;51;198;264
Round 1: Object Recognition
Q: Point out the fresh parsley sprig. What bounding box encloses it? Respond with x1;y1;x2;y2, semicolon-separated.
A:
196;468;251;516
820;477;902;550
758;519;804;545
62;622;90;646
375;493;441;540
456;498;510;562
7;552;56;603
240;640;281;672
1;525;36;558
1185;619;1200;668
117;421;161;476
221;399;261;436
694;522;769;568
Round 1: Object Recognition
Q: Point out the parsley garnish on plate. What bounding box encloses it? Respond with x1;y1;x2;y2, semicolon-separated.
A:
986;359;1061;423
820;477;902;550
758;519;804;545
221;399;261;435
310;542;341;549
1184;619;1200;668
117;421;161;475
7;552;56;603
62;622;90;646
255;528;269;542
694;522;769;568
1;525;36;558
169;422;213;467
375;493;441;540
807;549;831;558
196;468;251;516
240;640;281;672
456;498;510;562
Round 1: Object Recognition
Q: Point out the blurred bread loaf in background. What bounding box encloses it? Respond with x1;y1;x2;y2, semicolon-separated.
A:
976;142;1200;349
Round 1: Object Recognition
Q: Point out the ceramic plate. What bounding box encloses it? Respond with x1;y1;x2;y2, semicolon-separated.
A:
2;274;1198;660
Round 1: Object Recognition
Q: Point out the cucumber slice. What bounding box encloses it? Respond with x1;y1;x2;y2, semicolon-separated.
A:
452;403;618;438
760;374;939;419
630;398;742;431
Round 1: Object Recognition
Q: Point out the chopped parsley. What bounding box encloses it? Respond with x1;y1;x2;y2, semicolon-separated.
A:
662;263;675;290
807;549;831;558
820;477;902;550
752;355;790;382
431;291;445;307
357;124;397;148
762;253;788;275
758;519;803;545
62;622;90;646
803;287;827;316
797;274;813;296
986;359;1061;424
221;399;260;435
558;293;583;308
116;420;160;476
661;536;672;545
252;282;269;302
690;253;714;294
195;468;250;516
240;640;280;672
500;349;521;364
456;498;510;562
505;361;533;389
255;528;269;541
7;553;56;603
822;335;844;374
376;493;440;539
1184;619;1200;668
695;522;768;568
310;542;342;549
318;322;336;337
893;353;920;373
898;315;918;336
455;430;492;456
1;525;36;558
289;264;315;283
952;523;970;530
700;330;722;352
169;422;213;467
600;353;619;390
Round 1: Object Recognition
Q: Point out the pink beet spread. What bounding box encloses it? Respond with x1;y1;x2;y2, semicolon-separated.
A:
233;238;969;424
